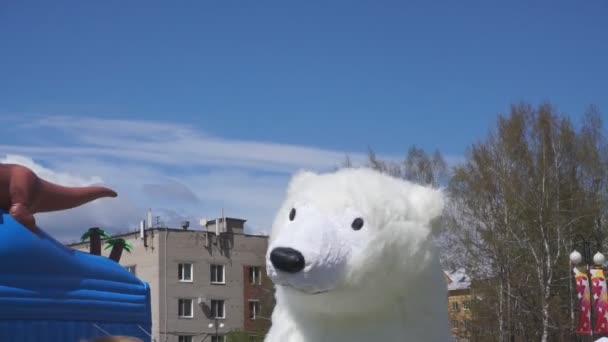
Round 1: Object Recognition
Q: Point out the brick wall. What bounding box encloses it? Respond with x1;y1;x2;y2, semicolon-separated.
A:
242;265;273;337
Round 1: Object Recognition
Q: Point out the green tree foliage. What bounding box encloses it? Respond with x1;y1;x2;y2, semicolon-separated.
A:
80;227;110;255
447;102;608;341
224;330;252;342
80;227;110;241
104;237;133;262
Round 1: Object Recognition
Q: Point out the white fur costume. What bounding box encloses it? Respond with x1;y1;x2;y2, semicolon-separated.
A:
264;168;451;342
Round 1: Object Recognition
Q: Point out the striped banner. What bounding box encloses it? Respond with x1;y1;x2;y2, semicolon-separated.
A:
591;267;608;334
574;267;592;335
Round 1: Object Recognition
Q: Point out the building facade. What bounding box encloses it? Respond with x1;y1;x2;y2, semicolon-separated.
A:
445;268;472;341
70;217;272;342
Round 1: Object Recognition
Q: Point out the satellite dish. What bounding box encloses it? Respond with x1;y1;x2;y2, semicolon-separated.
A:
199;218;208;227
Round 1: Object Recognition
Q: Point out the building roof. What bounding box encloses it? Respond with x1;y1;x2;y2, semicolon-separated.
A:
445;268;471;291
66;224;269;248
207;217;247;223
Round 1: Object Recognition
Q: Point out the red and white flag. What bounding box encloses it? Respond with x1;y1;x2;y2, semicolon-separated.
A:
591;267;608;334
574;267;592;335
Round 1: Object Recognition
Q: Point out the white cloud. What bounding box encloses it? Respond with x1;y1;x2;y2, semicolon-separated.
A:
0;154;140;242
1;115;369;172
0;114;463;243
141;181;201;203
0;154;104;186
0;153;285;241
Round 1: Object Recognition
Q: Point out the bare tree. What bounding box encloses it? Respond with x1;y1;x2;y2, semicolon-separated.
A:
448;102;608;341
342;145;449;187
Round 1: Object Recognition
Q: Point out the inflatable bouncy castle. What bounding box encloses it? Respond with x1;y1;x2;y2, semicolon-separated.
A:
0;164;152;341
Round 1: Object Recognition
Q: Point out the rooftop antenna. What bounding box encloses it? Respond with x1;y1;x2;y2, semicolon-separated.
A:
139;219;148;247
147;209;152;229
139;220;145;239
222;208;226;233
199;217;209;248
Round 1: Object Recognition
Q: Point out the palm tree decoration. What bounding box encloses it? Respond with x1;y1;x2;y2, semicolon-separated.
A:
104;238;133;263
80;227;110;256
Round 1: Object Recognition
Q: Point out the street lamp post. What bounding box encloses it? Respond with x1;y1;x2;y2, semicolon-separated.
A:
198;297;225;342
571;235;603;267
207;318;224;342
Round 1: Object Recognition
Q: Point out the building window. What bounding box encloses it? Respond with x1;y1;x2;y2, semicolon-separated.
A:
125;265;136;275
211;336;225;342
179;263;193;282
178;298;193;318
451;302;459;312
249;266;262;285
211;264;225;284
211;299;225;318
463;300;470;310
178;336;192;342
249;300;260;320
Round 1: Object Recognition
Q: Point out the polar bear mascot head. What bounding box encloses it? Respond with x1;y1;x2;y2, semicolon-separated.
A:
264;167;450;342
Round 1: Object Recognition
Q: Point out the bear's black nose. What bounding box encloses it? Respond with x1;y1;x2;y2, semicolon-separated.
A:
270;247;305;273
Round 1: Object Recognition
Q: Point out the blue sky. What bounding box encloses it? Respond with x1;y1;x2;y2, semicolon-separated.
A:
0;1;606;240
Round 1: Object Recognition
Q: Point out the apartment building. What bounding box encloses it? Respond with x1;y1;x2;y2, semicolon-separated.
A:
70;217;272;342
445;268;472;341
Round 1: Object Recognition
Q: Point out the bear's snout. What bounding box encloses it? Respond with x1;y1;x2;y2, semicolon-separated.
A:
270;247;305;273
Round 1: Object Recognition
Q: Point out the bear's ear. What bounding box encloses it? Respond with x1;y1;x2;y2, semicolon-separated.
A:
287;170;318;195
405;185;445;225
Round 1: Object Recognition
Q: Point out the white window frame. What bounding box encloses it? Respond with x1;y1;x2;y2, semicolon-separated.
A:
179;263;193;282
211;299;226;319
178;298;194;318
210;264;225;284
178;336;193;342
249;266;262;285
248;299;260;320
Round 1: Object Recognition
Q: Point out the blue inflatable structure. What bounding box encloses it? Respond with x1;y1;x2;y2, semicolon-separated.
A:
0;210;152;341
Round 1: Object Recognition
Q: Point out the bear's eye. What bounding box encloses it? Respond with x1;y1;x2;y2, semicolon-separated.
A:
351;218;364;231
289;208;296;221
